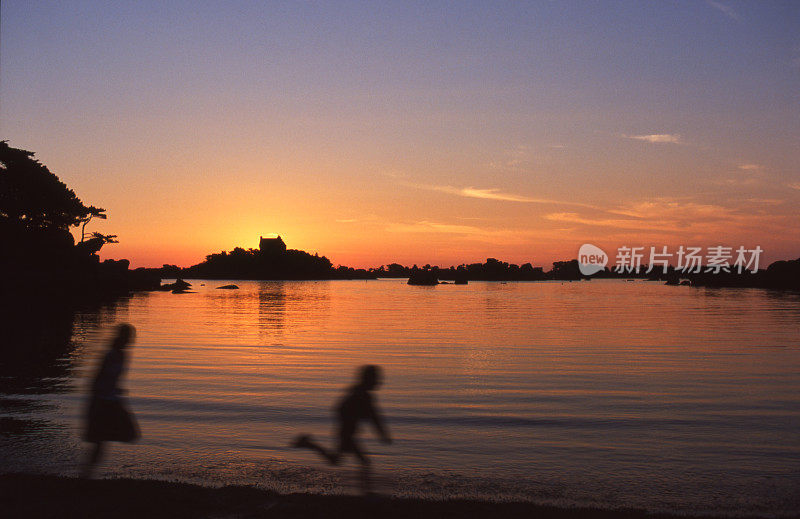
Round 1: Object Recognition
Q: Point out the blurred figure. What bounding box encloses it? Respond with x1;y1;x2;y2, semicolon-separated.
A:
81;323;139;478
292;365;392;494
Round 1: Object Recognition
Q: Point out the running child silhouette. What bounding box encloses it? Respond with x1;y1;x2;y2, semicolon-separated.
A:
292;365;391;493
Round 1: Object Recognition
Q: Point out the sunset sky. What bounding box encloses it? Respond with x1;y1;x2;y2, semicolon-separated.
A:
1;1;798;268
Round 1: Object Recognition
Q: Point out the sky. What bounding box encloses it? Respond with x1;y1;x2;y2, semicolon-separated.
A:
1;1;799;269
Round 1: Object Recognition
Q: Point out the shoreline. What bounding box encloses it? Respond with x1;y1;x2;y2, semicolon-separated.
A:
2;473;795;519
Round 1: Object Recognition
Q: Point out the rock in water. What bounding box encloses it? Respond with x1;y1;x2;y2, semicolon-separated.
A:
407;271;439;286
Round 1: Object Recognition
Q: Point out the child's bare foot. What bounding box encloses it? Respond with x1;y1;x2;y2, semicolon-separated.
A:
291;434;313;448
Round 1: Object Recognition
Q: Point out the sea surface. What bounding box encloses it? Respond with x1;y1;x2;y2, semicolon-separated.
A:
1;279;799;516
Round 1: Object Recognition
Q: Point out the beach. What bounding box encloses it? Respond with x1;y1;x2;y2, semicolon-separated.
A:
7;473;791;519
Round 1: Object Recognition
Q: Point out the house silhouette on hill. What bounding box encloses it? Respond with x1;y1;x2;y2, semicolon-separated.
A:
259;235;287;255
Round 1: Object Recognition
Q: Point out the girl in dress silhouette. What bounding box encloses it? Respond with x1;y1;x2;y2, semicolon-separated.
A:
82;323;139;478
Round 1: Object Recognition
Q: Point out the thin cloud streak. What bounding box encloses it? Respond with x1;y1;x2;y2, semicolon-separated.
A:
384;220;535;245
402;182;601;209
742;198;785;206
545;212;683;233
461;187;544;202
385;221;487;235
707;0;740;20
605;200;741;222
623;134;682;144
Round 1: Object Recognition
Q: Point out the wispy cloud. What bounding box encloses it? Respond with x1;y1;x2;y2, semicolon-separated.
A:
623;133;682;144
711;164;767;187
403;181;600;209
707;0;740;20
385;221;487;235
460;187;544;203
738;163;763;171
335;213;382;224
384;220;532;245
788;182;800;190
605;200;741;222
488;144;533;170
714;176;760;187
544;212;684;232
544;197;792;238
742;198;785;206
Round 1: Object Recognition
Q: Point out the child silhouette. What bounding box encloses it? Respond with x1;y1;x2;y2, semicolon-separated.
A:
292;365;391;493
82;323;139;478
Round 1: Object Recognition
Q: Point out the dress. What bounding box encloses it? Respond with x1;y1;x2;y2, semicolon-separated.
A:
84;348;139;443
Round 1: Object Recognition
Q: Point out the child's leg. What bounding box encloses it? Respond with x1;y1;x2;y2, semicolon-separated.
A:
292;435;340;465
81;442;104;478
351;444;372;494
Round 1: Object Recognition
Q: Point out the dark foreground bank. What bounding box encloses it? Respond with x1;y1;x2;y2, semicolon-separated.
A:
2;474;793;519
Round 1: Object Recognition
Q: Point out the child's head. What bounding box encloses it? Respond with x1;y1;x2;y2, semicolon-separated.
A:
357;364;382;390
112;323;136;350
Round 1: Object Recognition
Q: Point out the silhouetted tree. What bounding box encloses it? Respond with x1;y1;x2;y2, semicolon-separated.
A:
0;142;158;294
550;259;582;280
0;141;106;234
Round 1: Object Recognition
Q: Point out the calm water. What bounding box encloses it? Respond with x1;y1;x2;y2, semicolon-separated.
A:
1;279;799;516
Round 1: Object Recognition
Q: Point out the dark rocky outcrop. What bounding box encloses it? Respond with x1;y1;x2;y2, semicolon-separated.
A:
158;279;192;293
407;270;439;286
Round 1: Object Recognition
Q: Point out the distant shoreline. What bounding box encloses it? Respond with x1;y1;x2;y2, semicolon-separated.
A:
2;473;779;519
158;276;800;291
147;243;800;289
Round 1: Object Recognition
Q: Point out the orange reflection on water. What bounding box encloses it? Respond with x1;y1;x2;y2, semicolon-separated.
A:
59;279;800;511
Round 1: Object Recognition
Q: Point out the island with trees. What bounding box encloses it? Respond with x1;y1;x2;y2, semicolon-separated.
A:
177;235;376;280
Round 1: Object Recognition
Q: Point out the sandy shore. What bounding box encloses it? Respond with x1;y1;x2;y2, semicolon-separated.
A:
2;473;787;519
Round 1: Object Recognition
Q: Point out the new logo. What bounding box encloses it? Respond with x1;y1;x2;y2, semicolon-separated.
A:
578;244;608;276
